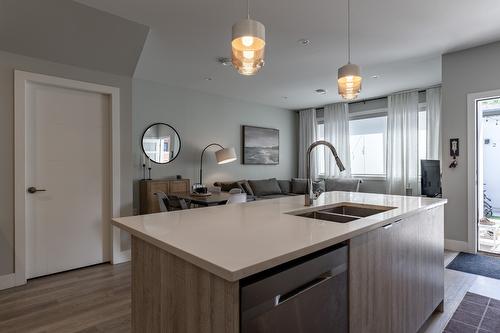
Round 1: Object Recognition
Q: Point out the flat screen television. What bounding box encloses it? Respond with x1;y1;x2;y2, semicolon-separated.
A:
421;160;441;197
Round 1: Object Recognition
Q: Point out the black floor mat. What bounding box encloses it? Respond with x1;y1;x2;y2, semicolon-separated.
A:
447;252;500;280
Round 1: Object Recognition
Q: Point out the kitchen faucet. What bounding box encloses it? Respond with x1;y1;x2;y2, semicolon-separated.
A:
305;140;346;206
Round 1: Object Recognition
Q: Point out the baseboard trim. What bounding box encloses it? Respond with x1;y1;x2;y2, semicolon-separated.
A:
112;249;131;264
0;273;24;291
445;239;470;252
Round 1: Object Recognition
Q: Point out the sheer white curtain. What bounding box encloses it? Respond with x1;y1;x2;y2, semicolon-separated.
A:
323;103;351;177
386;91;419;195
298;109;317;178
426;87;442;161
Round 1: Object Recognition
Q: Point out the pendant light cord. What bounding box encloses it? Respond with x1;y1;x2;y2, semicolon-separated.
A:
347;0;351;63
247;0;250;19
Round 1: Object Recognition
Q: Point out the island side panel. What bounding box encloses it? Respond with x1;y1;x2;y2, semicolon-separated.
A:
349;205;445;333
131;236;240;333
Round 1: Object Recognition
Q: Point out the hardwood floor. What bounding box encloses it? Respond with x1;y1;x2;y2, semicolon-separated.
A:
0;262;131;333
0;250;497;333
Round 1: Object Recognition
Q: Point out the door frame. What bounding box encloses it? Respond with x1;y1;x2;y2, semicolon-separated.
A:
11;70;123;288
467;89;500;253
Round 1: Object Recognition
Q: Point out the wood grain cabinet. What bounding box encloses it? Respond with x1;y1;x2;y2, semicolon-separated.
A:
139;179;190;214
350;206;444;333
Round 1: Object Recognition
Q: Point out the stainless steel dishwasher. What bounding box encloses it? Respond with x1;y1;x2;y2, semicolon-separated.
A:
240;244;348;333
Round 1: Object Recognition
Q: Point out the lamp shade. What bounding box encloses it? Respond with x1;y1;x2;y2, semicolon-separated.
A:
338;63;362;100
231;19;265;76
215;147;237;164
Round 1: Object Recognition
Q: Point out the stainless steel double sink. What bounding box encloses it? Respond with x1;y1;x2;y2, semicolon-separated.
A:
289;203;396;223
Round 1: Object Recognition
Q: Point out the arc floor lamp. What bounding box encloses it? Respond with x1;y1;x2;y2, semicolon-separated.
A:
198;143;237;185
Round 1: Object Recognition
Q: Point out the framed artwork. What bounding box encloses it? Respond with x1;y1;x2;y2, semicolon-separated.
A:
242;125;279;165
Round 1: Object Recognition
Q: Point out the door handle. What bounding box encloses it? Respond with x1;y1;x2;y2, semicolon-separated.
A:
27;187;47;194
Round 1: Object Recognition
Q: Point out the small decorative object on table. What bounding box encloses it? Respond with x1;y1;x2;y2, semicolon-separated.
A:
147;157;152;180
192;183;208;194
141;154;147;180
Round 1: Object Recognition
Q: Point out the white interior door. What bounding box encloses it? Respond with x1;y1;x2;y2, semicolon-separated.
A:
25;82;111;279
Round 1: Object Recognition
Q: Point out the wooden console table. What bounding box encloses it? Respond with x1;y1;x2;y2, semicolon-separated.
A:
139;179;190;214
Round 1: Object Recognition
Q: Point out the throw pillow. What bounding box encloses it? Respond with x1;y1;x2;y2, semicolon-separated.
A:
214;181;242;192
248;178;282;196
291;178;308;194
313;179;326;193
278;180;292;194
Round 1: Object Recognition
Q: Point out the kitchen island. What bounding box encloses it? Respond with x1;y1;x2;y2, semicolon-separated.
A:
112;191;447;333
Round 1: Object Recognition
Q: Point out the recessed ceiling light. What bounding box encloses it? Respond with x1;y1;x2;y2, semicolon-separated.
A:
204;77;213;81
371;75;380;79
315;89;327;95
217;57;233;66
298;39;311;46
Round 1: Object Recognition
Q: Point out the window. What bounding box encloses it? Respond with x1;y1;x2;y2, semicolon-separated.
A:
317;123;325;175
349;116;387;176
315;101;429;179
418;109;427;168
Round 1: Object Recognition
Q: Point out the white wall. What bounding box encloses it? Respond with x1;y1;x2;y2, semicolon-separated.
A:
132;79;298;212
0;50;133;277
442;41;500;243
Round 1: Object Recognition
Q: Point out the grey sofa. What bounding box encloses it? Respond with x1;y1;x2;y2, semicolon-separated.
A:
214;177;362;200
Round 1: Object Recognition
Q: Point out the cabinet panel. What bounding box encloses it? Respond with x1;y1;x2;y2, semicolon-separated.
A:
170;180;189;194
350;224;393;333
350;207;444;333
392;215;421;333
393;206;444;332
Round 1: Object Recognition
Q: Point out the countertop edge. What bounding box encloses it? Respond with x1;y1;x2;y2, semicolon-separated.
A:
113;199;447;282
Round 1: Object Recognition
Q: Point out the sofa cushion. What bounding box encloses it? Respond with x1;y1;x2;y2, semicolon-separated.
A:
248;178;282;196
259;194;290;199
237;180;255;196
291;178;308;194
292;178;325;194
278;180;292;194
324;177;361;192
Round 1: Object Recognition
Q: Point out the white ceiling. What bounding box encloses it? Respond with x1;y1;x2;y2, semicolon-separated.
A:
77;0;500;109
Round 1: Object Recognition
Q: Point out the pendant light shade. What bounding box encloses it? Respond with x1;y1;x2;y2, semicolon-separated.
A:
231;0;265;76
337;0;362;100
338;63;362;100
232;19;265;75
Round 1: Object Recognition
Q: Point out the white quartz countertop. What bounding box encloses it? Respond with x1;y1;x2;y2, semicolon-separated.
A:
112;192;446;282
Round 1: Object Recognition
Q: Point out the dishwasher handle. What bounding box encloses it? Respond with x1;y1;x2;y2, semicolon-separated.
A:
274;262;347;306
275;273;333;306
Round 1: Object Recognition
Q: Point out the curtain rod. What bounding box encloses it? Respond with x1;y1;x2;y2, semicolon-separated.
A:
348;83;442;105
296;83;442;111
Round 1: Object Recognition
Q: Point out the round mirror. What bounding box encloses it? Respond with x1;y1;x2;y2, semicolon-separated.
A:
141;123;181;164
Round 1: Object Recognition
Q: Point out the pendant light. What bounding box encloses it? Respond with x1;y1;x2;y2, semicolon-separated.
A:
338;0;362;100
231;0;265;75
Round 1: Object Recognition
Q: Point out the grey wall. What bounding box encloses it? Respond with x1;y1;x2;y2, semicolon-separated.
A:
132;79;298;212
0;0;149;76
0;50;133;276
442;41;500;242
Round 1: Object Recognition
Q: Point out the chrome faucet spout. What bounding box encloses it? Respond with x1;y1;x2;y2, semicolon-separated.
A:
305;140;345;206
